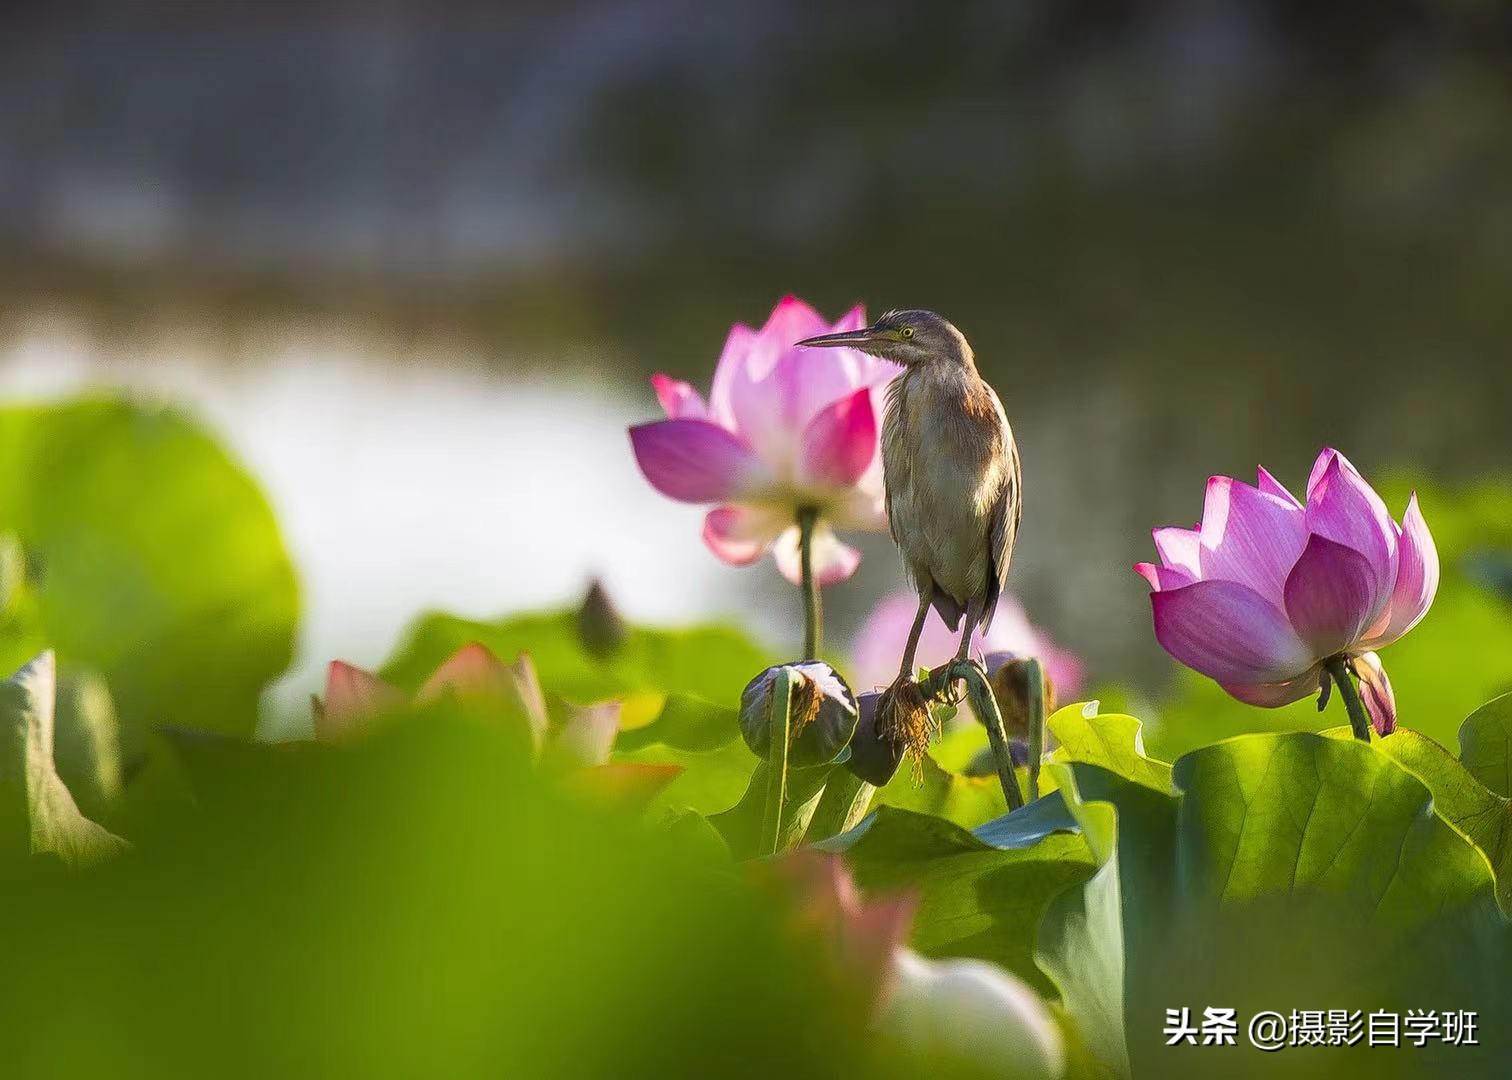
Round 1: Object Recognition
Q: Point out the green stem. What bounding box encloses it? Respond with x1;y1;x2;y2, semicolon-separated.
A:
759;668;794;856
796;507;822;660
804;771;876;843
1325;655;1372;743
1025;658;1045;802
943;661;1024;811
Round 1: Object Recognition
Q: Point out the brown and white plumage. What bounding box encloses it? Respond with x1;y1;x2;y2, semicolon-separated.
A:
882;332;1019;637
796;308;1021;678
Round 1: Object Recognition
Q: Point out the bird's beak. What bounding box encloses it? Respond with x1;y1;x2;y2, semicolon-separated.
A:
794;326;889;349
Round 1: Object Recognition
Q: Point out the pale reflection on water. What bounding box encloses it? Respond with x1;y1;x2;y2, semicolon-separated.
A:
0;316;790;734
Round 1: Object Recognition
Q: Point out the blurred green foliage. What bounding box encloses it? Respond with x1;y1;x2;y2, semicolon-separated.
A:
382;609;769;705
1;709;883;1078
835;806;1094;997
0;399;297;744
0;651;126;864
3;394;1512;1076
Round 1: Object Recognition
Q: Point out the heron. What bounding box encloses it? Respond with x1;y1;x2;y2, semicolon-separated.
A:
797;309;1021;689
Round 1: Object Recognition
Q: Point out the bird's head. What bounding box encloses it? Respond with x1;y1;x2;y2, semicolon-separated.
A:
795;308;972;368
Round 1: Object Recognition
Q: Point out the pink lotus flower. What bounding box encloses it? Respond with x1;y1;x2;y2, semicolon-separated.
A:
752;852;916;1020
312;643;677;800
1136;448;1438;734
850;590;1085;699
315;642;556;746
756;854;1064;1078
629;296;901;585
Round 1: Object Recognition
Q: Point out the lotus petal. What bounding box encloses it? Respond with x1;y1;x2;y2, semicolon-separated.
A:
1220;666;1323;708
649;374;708;419
799;387;878;489
1152;526;1202;576
1361;493;1440;649
702;503;789;566
1257;465;1302;508
629;419;768;503
320;661;404;739
1198;476;1308;605
1305;451;1397;602
1282;534;1380;657
1135;561;1194;592
1152;580;1312;685
416;642;510;703
773;522;861;586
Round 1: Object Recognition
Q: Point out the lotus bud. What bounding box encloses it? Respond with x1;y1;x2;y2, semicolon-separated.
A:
576;577;627;660
316;661;405;741
1352;651;1397;735
881;949;1066;1080
314;644;549;751
739;661;858;768
846;690;908;786
983;652;1055;741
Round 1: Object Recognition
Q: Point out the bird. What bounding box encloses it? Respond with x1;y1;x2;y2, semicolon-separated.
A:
797;309;1020;687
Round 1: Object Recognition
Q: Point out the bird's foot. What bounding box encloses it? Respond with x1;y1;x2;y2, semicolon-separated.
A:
925;659;982;706
878;674;935;780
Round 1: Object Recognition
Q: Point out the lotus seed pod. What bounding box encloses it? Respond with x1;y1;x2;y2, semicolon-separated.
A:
983;652;1054;741
739;661;858;767
846;690;908;786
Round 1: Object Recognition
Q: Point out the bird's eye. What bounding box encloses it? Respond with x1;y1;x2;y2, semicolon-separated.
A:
900;327;915;339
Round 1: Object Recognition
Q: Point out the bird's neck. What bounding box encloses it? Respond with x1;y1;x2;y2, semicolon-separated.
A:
910;350;977;381
900;358;979;402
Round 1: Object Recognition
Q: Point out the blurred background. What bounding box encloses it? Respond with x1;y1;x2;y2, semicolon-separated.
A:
2;0;1509;723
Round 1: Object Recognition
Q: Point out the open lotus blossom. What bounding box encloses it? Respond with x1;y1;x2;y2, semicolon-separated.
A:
1136;448;1438;735
629;296;901;585
851;590;1084;698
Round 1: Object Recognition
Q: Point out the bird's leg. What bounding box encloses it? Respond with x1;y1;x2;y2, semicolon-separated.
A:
878;594;937;776
952;623;974;663
897;594;932;682
938;598;986;705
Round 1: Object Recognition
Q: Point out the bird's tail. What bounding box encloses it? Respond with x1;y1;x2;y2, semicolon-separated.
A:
929;588;964;633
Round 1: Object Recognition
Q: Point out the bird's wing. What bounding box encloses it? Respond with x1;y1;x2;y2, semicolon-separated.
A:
881;375;908;549
981;387;1021;636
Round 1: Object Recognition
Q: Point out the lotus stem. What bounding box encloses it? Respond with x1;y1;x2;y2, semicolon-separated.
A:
759;667;795;855
1324;655;1372;743
804;771;876;842
920;660;1024;811
1025;657;1045;802
796;506;822;659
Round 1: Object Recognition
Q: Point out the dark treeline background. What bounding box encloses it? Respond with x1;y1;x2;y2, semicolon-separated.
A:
2;0;1508;679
